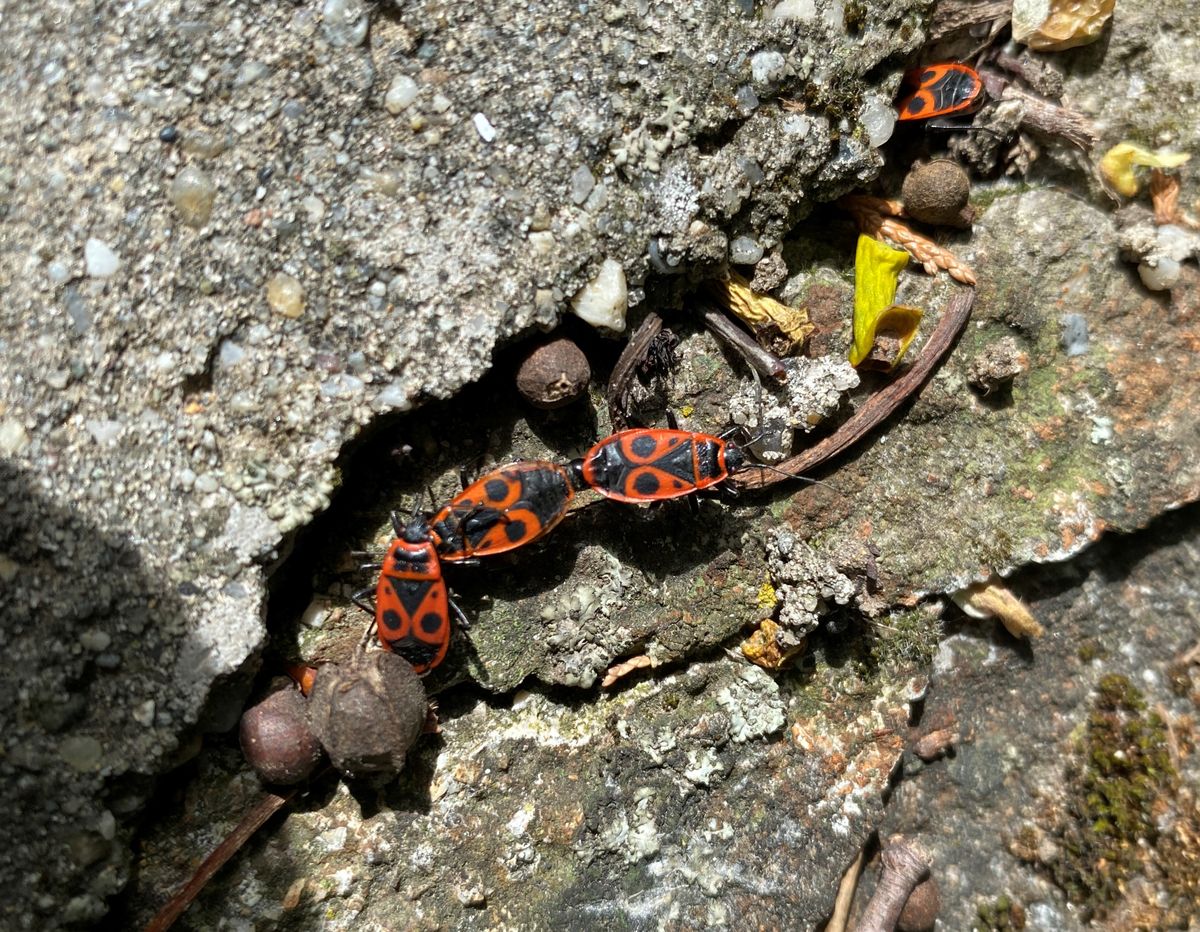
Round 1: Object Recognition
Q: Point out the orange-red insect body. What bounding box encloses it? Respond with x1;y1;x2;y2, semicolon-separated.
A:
430;461;577;561
896;63;983;121
577;428;745;503
375;518;451;674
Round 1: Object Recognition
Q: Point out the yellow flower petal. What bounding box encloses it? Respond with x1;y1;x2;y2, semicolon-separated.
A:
850;235;923;368
1099;142;1191;198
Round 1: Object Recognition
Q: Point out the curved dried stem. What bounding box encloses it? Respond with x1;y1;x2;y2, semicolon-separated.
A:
736;287;976;490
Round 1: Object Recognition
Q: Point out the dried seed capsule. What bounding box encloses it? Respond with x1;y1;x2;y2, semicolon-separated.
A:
901;160;973;228
515;336;591;409
239;680;324;785
307;650;427;780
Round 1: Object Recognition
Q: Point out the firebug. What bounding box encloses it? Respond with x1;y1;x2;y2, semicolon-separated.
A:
896;63;983;121
575;428;746;503
371;512;465;674
429;461;578;561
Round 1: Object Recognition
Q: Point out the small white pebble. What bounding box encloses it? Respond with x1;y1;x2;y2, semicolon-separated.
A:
235;61;271;87
858;95;896;148
0;418;30;455
767;0;817;19
80;630;112;652
322;0;369;47
529;231;555;256
47;260;70;285
569;164;595;205
750;50;787;86
385;75;419;114
729;235;763;265
86;419;123;445
1138;256;1180;292
302;195;326;224
267;272;305;318
1156;224;1197;262
133;700;156;727
169;166;217;227
84;238;119;278
218;340;245;367
472;112;497;142
194;474;220;494
570;258;627;333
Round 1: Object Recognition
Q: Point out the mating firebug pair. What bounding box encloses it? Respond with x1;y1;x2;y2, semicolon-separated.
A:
372;428;748;673
372;461;578;673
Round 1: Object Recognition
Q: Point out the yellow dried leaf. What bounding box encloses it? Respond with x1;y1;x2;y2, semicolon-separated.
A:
850;236;923;368
1099;142;1191;198
709;272;813;353
952;579;1045;639
1016;0;1116;51
741;619;804;671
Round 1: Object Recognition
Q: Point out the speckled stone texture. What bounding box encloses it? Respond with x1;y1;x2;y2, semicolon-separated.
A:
4;0;1200;928
0;0;928;924
864;505;1200;930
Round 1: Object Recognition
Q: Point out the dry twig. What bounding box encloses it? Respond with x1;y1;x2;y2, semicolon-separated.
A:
855;837;931;932
929;0;1012;41
145;784;305;932
737;287;976;489
998;84;1098;152
828;847;866;932
699;303;787;381
606;312;665;430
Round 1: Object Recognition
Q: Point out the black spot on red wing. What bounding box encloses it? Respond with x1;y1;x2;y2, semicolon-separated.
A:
633;472;661;495
381;608;405;632
920;68;936;84
905;97;926;116
503;518;529;542
694;439;723;482
672;480;685;489
484;478;510;501
928;68;979;113
630;433;658;457
419;611;446;636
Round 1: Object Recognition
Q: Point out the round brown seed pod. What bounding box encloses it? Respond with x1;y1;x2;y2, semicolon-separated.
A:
307;650;427;781
515;336;591;409
897;875;941;932
239;679;324;785
901;160;973;228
